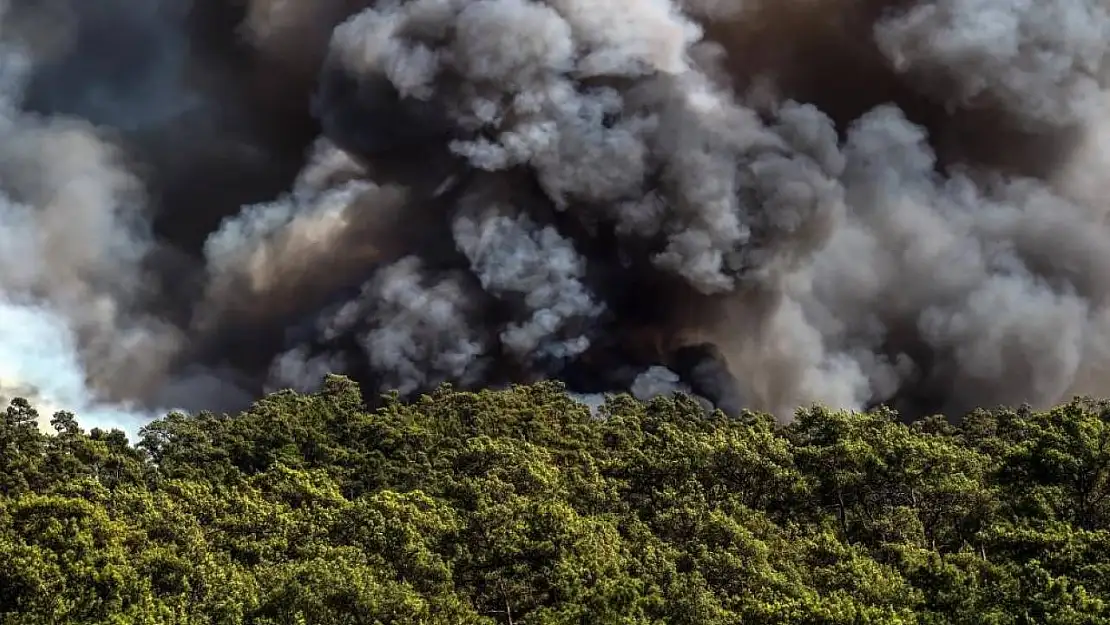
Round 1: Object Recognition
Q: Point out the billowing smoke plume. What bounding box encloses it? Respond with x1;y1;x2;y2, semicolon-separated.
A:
1;0;1110;434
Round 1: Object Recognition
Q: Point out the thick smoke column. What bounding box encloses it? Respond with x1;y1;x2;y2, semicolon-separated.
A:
1;0;1109;432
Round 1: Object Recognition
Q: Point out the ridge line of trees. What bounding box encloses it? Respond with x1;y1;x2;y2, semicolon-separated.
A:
2;376;1109;624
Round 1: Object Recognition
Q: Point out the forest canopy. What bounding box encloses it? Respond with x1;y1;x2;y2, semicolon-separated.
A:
2;377;1109;624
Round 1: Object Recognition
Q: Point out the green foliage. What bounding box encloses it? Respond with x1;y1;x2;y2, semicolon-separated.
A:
2;379;1109;623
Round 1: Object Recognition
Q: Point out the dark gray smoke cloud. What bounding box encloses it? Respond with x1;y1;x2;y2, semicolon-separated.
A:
1;0;1109;436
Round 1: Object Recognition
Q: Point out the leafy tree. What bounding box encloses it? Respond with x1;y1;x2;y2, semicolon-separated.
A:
2;382;1110;623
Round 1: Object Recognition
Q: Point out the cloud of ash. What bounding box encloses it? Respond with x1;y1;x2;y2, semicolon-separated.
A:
1;0;1110;434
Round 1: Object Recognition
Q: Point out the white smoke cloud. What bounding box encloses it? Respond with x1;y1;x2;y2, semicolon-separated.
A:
452;208;604;361
0;31;181;435
0;301;154;440
874;0;1110;128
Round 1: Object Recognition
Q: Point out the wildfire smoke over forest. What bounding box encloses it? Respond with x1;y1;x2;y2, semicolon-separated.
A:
0;0;1109;434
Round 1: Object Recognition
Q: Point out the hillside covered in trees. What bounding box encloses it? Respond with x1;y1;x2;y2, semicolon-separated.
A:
2;377;1109;624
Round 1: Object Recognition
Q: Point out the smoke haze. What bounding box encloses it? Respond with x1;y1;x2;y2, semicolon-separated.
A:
1;0;1109;436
